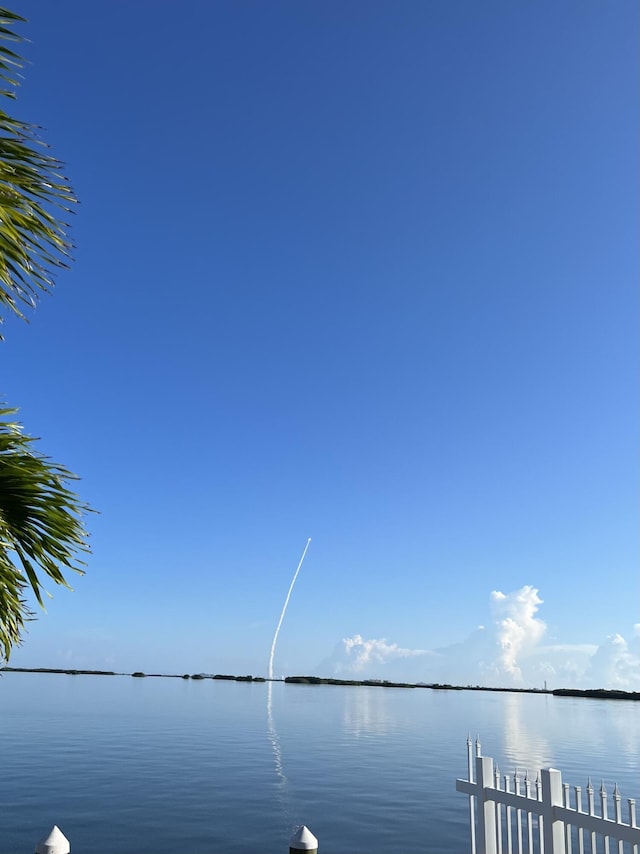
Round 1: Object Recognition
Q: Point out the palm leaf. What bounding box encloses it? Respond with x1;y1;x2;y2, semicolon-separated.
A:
0;8;76;335
0;405;90;660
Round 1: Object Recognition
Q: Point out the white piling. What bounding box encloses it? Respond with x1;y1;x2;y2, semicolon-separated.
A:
289;824;318;853
35;826;70;854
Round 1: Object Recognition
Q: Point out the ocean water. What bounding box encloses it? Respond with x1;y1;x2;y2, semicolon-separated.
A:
0;674;638;853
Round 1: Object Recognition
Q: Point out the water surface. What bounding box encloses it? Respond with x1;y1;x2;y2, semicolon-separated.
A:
0;674;637;853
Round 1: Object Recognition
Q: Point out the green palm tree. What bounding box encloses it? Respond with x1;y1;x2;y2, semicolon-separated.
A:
0;8;89;660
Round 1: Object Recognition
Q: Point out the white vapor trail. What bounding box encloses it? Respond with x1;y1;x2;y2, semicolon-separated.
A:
268;538;312;680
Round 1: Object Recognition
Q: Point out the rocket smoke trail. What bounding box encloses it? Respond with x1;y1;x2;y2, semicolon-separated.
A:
268;538;312;681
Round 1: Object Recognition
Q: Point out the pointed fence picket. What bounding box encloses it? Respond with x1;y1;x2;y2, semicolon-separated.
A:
457;737;640;854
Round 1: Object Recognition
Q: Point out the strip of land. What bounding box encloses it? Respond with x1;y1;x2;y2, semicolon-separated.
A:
1;667;638;700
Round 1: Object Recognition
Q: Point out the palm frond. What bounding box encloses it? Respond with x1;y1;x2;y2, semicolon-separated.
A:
0;8;76;335
0;405;90;660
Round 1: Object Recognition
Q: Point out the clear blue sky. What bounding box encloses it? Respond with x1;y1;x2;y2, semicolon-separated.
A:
4;1;638;688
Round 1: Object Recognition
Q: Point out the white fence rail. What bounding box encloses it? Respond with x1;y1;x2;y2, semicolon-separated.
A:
457;738;640;854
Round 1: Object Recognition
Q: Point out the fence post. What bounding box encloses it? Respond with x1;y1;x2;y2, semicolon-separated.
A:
35;826;70;854
290;825;318;854
541;768;564;854
467;735;477;854
476;755;497;854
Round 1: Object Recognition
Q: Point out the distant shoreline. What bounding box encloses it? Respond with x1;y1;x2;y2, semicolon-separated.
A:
1;667;638;700
0;666;266;683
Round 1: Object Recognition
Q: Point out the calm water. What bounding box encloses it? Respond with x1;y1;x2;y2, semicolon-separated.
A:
0;674;638;853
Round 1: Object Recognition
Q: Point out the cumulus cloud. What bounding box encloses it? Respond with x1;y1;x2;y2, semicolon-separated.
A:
318;586;640;690
320;634;431;680
342;635;427;670
583;633;640;689
489;586;546;681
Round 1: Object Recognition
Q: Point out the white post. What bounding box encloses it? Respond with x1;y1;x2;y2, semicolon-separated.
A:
541;768;565;854
628;800;638;854
514;770;522;854
476;755;497;854
290;825;318;854
505;775;513;854
563;784;572;854
468;735;477;854
587;778;596;854
575;785;584;854
525;774;534;854
495;765;503;854
613;785;623;854
601;782;610;854
35;826;70;854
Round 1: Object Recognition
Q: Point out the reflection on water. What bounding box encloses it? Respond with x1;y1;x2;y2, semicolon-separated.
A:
266;680;292;829
266;680;286;786
502;692;551;773
341;685;395;738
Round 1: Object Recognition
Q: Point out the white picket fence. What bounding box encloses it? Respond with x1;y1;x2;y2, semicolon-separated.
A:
457;738;640;854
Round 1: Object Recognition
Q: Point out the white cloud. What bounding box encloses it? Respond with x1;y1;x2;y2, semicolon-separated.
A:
489;586;546;682
320;634;431;680
583;633;640;689
318;586;640;690
340;634;428;672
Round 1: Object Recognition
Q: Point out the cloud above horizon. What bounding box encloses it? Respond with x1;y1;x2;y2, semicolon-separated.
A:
319;585;640;690
489;585;546;682
333;635;430;675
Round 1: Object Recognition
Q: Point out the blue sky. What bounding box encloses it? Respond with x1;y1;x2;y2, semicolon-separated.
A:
4;1;638;688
